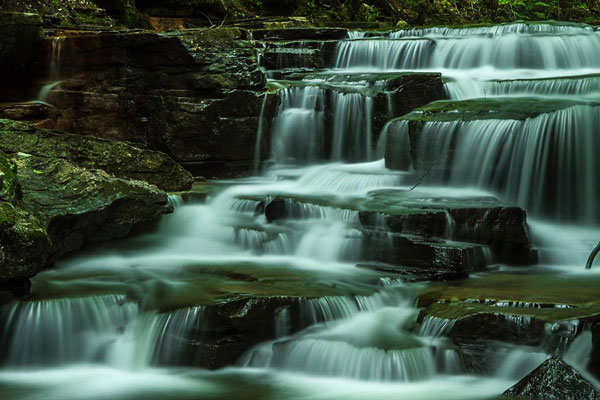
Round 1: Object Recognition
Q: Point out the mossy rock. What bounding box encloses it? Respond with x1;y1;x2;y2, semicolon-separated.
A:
0;119;193;192
399;98;600;123
0;201;51;282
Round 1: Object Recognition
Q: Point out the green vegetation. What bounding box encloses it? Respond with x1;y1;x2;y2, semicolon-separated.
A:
2;0;599;27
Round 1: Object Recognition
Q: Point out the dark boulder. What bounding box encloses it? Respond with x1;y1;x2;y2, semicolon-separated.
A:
504;356;600;399
14;153;171;259
0;119;193;192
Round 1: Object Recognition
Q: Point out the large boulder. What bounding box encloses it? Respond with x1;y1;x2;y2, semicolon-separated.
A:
504;357;600;399
14;153;171;259
0;120;187;285
0;154;51;282
0;119;193;192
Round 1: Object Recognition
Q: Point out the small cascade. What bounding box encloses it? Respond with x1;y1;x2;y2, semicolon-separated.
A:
264;339;436;381
445;74;600;100
419;316;456;338
391;23;596;38
38;36;65;103
271;86;326;163
242;307;436;382
253;92;270;173
336;27;600;70
0;295;137;366
270;85;377;163
108;306;205;369
331;91;373;161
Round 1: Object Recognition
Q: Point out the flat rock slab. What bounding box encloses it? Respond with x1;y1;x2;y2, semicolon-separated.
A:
251;28;349;41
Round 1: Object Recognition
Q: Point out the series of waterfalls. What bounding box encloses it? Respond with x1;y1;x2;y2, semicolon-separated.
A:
1;22;599;399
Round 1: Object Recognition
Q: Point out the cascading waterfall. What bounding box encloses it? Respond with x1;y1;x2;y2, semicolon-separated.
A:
398;105;600;223
271;86;326;163
2;21;600;400
271;85;375;163
336;28;600;70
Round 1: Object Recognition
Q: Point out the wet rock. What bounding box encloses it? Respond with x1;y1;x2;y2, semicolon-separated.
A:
451;312;546;347
361;230;488;274
0;119;193;192
251;28;349;41
14;153;171;259
0;153;52;283
0;119;187;283
504;356;600;399
161;296;301;369
41;28;277;178
0;12;44;94
264;190;536;266
0;103;57;128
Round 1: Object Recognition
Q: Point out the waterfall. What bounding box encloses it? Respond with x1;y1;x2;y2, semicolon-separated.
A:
398;105;600;223
38;36;65;103
445;74;600;100
335;28;600;70
0;295;205;369
271;86;326;163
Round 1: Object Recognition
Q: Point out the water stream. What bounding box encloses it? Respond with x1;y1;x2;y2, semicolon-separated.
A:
1;22;599;400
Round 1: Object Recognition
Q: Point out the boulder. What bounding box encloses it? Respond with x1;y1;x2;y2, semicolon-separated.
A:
13;153;171;259
0;154;51;282
0;119;193;192
0;120;188;284
504;356;600;399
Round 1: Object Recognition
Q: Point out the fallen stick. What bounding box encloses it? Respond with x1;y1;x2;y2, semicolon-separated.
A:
586;241;600;269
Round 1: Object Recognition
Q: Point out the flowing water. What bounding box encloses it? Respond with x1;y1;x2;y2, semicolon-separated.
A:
1;22;600;400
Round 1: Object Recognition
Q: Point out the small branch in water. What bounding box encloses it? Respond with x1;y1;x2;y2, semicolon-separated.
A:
409;150;448;191
586;241;600;269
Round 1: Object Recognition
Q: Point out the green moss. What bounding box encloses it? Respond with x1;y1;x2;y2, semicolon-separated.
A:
420;271;600;323
398;98;600;122
0;154;18;203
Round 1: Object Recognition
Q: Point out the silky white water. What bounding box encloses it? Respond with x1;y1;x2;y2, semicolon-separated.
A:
1;21;600;400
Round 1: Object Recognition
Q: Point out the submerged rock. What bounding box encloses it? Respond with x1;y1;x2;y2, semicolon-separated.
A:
504;356;600;399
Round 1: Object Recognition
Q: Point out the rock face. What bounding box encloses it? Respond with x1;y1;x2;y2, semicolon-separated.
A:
0;119;193;192
43;28;277;178
0;12;44;96
0;120;182;284
504;357;600;399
